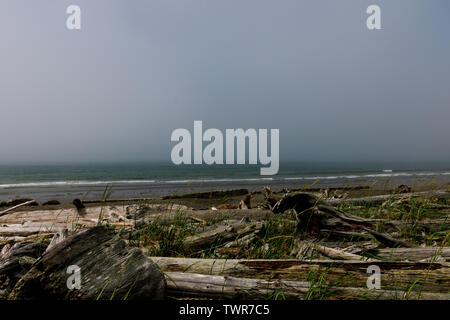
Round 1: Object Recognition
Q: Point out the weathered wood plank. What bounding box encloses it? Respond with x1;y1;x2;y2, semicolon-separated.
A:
374;247;450;261
152;257;450;293
164;272;450;300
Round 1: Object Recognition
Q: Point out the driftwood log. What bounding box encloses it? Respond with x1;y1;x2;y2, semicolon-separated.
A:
373;247;450;262
152;257;450;294
270;192;370;230
0;200;37;217
327;190;449;206
164;272;449;300
265;191;432;248
309;243;378;261
270;192;374;231
10;226;166;300
183;220;263;251
0;242;48;294
161;189;249;200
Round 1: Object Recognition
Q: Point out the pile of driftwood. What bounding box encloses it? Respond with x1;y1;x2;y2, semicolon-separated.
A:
146;188;449;299
0;187;449;300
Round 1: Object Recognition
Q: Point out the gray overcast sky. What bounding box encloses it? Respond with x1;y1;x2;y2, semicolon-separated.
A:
0;0;449;164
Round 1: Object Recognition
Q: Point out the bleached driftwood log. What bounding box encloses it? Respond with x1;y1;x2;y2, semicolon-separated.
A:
327;190;449;206
164;272;450;300
0;206;130;238
310;243;379;261
183;220;263;251
0;224;62;237
152;257;450;293
373;247;450;261
165;272;308;299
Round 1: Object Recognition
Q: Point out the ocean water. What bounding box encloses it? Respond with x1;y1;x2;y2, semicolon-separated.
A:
0;162;449;201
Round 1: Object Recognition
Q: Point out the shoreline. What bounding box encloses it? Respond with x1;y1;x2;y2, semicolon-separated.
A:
1;173;449;203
